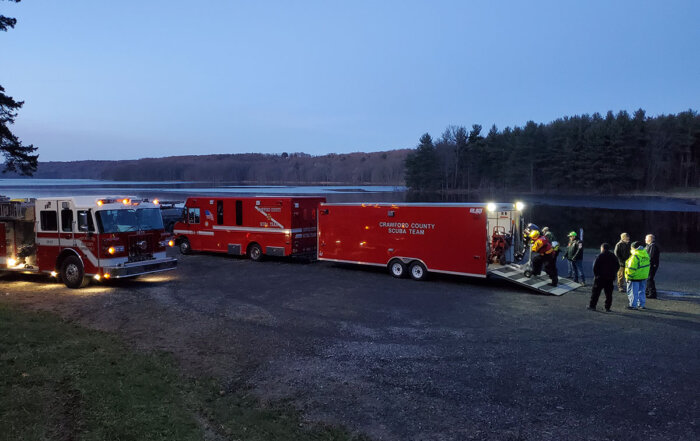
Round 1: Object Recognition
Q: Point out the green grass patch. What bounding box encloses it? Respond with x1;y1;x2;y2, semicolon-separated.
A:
0;303;367;441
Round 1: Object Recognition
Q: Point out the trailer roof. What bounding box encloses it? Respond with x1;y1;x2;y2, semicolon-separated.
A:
320;202;516;209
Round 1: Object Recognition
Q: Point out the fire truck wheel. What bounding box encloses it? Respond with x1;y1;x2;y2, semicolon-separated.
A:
408;261;428;281
389;259;407;278
61;255;89;289
248;243;263;262
179;238;191;255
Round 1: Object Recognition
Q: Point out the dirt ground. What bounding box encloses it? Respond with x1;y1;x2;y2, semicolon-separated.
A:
2;249;699;441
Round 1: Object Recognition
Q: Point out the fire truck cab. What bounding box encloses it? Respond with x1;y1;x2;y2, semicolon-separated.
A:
0;196;178;288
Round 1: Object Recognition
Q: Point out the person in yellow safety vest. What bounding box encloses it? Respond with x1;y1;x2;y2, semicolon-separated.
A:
529;230;558;286
625;241;651;310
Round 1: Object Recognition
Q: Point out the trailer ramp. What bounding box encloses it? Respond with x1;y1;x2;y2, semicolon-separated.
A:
488;263;582;296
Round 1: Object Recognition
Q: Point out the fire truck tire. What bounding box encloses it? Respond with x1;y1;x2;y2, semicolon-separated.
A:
248;243;263;262
388;259;407;278
179;238;191;255
408;261;428;281
61;256;89;289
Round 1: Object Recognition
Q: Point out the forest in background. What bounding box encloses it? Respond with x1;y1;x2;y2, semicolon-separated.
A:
9;109;700;196
405;109;700;195
17;150;409;185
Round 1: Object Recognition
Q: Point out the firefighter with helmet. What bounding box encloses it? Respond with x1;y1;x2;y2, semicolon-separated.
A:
529;230;559;286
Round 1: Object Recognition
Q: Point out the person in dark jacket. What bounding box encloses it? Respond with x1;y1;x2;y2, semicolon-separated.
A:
645;234;660;298
614;233;631;292
565;231;585;284
588;243;620;311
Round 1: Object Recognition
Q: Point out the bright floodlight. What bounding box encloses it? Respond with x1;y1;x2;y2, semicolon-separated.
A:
486;202;497;212
515;201;525;211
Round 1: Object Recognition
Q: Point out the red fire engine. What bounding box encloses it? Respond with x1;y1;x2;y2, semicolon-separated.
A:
317;202;525;280
173;196;326;260
0;196;178;288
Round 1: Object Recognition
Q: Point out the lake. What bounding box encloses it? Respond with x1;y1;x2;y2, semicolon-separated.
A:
2;179;699;252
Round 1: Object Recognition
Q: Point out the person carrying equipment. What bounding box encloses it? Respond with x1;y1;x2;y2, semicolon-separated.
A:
529;230;558;287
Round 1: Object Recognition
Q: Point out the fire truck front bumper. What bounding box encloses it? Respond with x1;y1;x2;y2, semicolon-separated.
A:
103;257;178;278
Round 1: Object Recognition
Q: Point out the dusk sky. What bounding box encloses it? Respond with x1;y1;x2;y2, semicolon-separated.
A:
2;0;699;161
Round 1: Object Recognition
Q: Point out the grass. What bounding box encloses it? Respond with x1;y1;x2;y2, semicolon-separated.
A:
0;303;367;441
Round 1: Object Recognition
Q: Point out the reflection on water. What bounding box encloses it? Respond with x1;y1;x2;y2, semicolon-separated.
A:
407;190;700;252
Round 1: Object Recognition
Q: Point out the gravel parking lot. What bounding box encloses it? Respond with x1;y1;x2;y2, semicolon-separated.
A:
2;249;699;440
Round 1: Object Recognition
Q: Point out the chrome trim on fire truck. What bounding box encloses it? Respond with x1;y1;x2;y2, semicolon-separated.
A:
102;257;178;278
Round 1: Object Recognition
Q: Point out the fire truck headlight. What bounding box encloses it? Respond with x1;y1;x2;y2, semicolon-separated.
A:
7;258;17;267
108;246;116;255
93;274;101;281
486;202;497;212
515;201;525;211
50;271;58;277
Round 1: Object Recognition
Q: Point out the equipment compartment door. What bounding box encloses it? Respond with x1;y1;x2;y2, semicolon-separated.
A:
0;223;5;258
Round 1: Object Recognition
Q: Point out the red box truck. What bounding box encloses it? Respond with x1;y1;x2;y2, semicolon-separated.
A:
173;196;325;260
317;202;524;280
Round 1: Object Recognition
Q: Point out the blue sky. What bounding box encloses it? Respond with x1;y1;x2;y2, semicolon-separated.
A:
2;0;699;161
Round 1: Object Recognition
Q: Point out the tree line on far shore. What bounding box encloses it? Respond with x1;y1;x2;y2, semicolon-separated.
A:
24;150;409;185
405;109;700;195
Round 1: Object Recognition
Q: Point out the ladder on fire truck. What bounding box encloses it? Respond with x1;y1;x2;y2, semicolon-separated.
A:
487;264;582;296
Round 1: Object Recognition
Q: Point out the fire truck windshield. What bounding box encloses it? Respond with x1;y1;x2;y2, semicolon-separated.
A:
95;208;164;233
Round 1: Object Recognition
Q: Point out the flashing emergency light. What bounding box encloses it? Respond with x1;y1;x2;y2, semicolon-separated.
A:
97;200;104;206
168;240;174;247
486;202;497;212
108;247;116;255
104;273;111;279
153;199;159;205
122;199;130;205
515;201;525;211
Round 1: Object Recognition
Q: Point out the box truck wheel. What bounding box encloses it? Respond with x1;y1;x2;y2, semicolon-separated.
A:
248;243;263;262
179;238;191;255
409;261;427;281
61;255;89;289
389;259;407;278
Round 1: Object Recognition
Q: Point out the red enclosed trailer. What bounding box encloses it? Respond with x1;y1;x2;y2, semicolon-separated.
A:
173;196;326;260
317;202;525;280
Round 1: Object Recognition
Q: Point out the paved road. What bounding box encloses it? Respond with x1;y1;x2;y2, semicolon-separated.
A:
2;249;699;440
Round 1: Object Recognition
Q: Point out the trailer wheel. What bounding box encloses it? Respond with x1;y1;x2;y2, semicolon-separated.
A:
61;255;89;289
179;238;191;255
389;259;407;278
408;261;428;281
248;243;263;262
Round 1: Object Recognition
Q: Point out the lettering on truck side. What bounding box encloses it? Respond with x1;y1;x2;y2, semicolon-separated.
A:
379;221;436;235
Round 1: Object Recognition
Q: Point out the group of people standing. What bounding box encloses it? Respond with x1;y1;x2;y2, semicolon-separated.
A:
589;233;660;311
